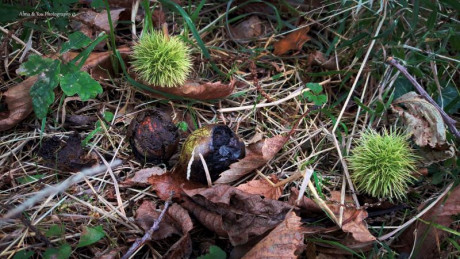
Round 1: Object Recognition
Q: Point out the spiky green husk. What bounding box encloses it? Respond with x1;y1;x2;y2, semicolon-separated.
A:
348;129;418;201
131;31;191;87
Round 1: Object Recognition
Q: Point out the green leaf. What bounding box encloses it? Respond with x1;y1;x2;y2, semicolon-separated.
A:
77;226;106;247
60;31;91;54
30;60;61;119
314;94;327;106
13;250;34;259
45;224;65;238
393;77;413;99
91;0;105;8
436;84;460;114
43;244;71;259
17;174;45;184
17;55;56;76
306;82;323;94
177;121;188;132
60;70;103;101
198;245;226;259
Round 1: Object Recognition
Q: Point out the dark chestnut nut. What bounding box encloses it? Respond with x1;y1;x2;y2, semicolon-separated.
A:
177;125;245;184
128;110;179;164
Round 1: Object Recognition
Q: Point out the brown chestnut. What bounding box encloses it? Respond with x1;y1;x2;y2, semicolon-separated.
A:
128;110;179;164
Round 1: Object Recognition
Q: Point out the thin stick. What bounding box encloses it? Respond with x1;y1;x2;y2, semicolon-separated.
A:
199;153;212;187
121;193;173;259
218;79;330;113
386;57;460;139
0;25;42;55
2;160;122;219
378;182;453;241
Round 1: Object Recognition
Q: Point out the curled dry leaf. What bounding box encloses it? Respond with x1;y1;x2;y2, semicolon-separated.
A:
307;50;337;70
181;184;293;246
230;15;263;41
242;212;304;259
120;166;166;187
236;174;282;200
273;26;311;56
0;76;36;131
71;9;125;50
391;92;446;148
397;184;460;259
135;201;193;258
137;78;237;100
215;135;288;184
328;191;375;243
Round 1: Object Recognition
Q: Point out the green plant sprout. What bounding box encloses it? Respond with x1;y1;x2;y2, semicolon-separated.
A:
348;129;418;201
303;82;327;106
131;31;192;87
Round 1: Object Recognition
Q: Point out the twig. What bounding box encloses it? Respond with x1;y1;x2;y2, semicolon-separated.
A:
386;57;460;139
2;160;122;219
0;25;42;55
218;79;331;113
199;153;212;187
121;193;174;259
250;60;273;102
378;182;453;241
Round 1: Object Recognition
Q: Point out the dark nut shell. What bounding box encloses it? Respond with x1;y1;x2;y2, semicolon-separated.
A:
128;110;179;164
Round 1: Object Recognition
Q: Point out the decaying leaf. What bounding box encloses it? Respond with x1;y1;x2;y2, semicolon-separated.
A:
0;76;36;131
230;15;263;40
62;46;131;80
135;201;193;258
37;133;97;172
236;174;282;200
215;135;288;184
181;184;293;246
71;9;125;50
273;26;311;56
397;185;460;259
392;92;447;148
416;145;455;167
120;167;166;187
242;212;304;258
288;187;322;214
328;191;376;243
307;50;337;70
136;78;237;100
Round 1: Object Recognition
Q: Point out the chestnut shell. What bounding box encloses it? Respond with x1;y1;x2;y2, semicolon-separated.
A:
178;125;245;184
128;110;179;164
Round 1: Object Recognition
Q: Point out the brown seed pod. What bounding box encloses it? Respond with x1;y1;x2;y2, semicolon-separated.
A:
128;110;179;164
177;125;245;184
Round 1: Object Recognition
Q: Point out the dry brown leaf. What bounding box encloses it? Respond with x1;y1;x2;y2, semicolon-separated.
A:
215;135;288;184
71;9;125;50
120;166;165;187
0;76;36;131
230;15;263;40
288;187;322;214
181;184;293;246
397;185;460;259
307;50;337;70
242;212;305;258
237;174;282;200
273;26;311;56
392;92;446;148
137;78;236;100
329;191;376;243
135;201;193;257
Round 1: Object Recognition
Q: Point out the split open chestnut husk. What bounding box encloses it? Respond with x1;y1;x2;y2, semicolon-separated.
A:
177;125;245;184
128;109;179;165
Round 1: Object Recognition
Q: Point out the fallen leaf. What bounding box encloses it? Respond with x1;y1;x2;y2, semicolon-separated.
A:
71;9;125;50
230;15;263;40
416;145;455;167
120;166;166;187
242;212;304;258
0;76;36;131
288;187;322;214
307;50;337;70
273;26;311;56
135;200;193;258
392;92;446;148
328;191;376;243
181;184;293;246
215;135;288;184
37;132;97;172
136;77;237;100
237;174;282;200
397;184;460;259
62;46;131;80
